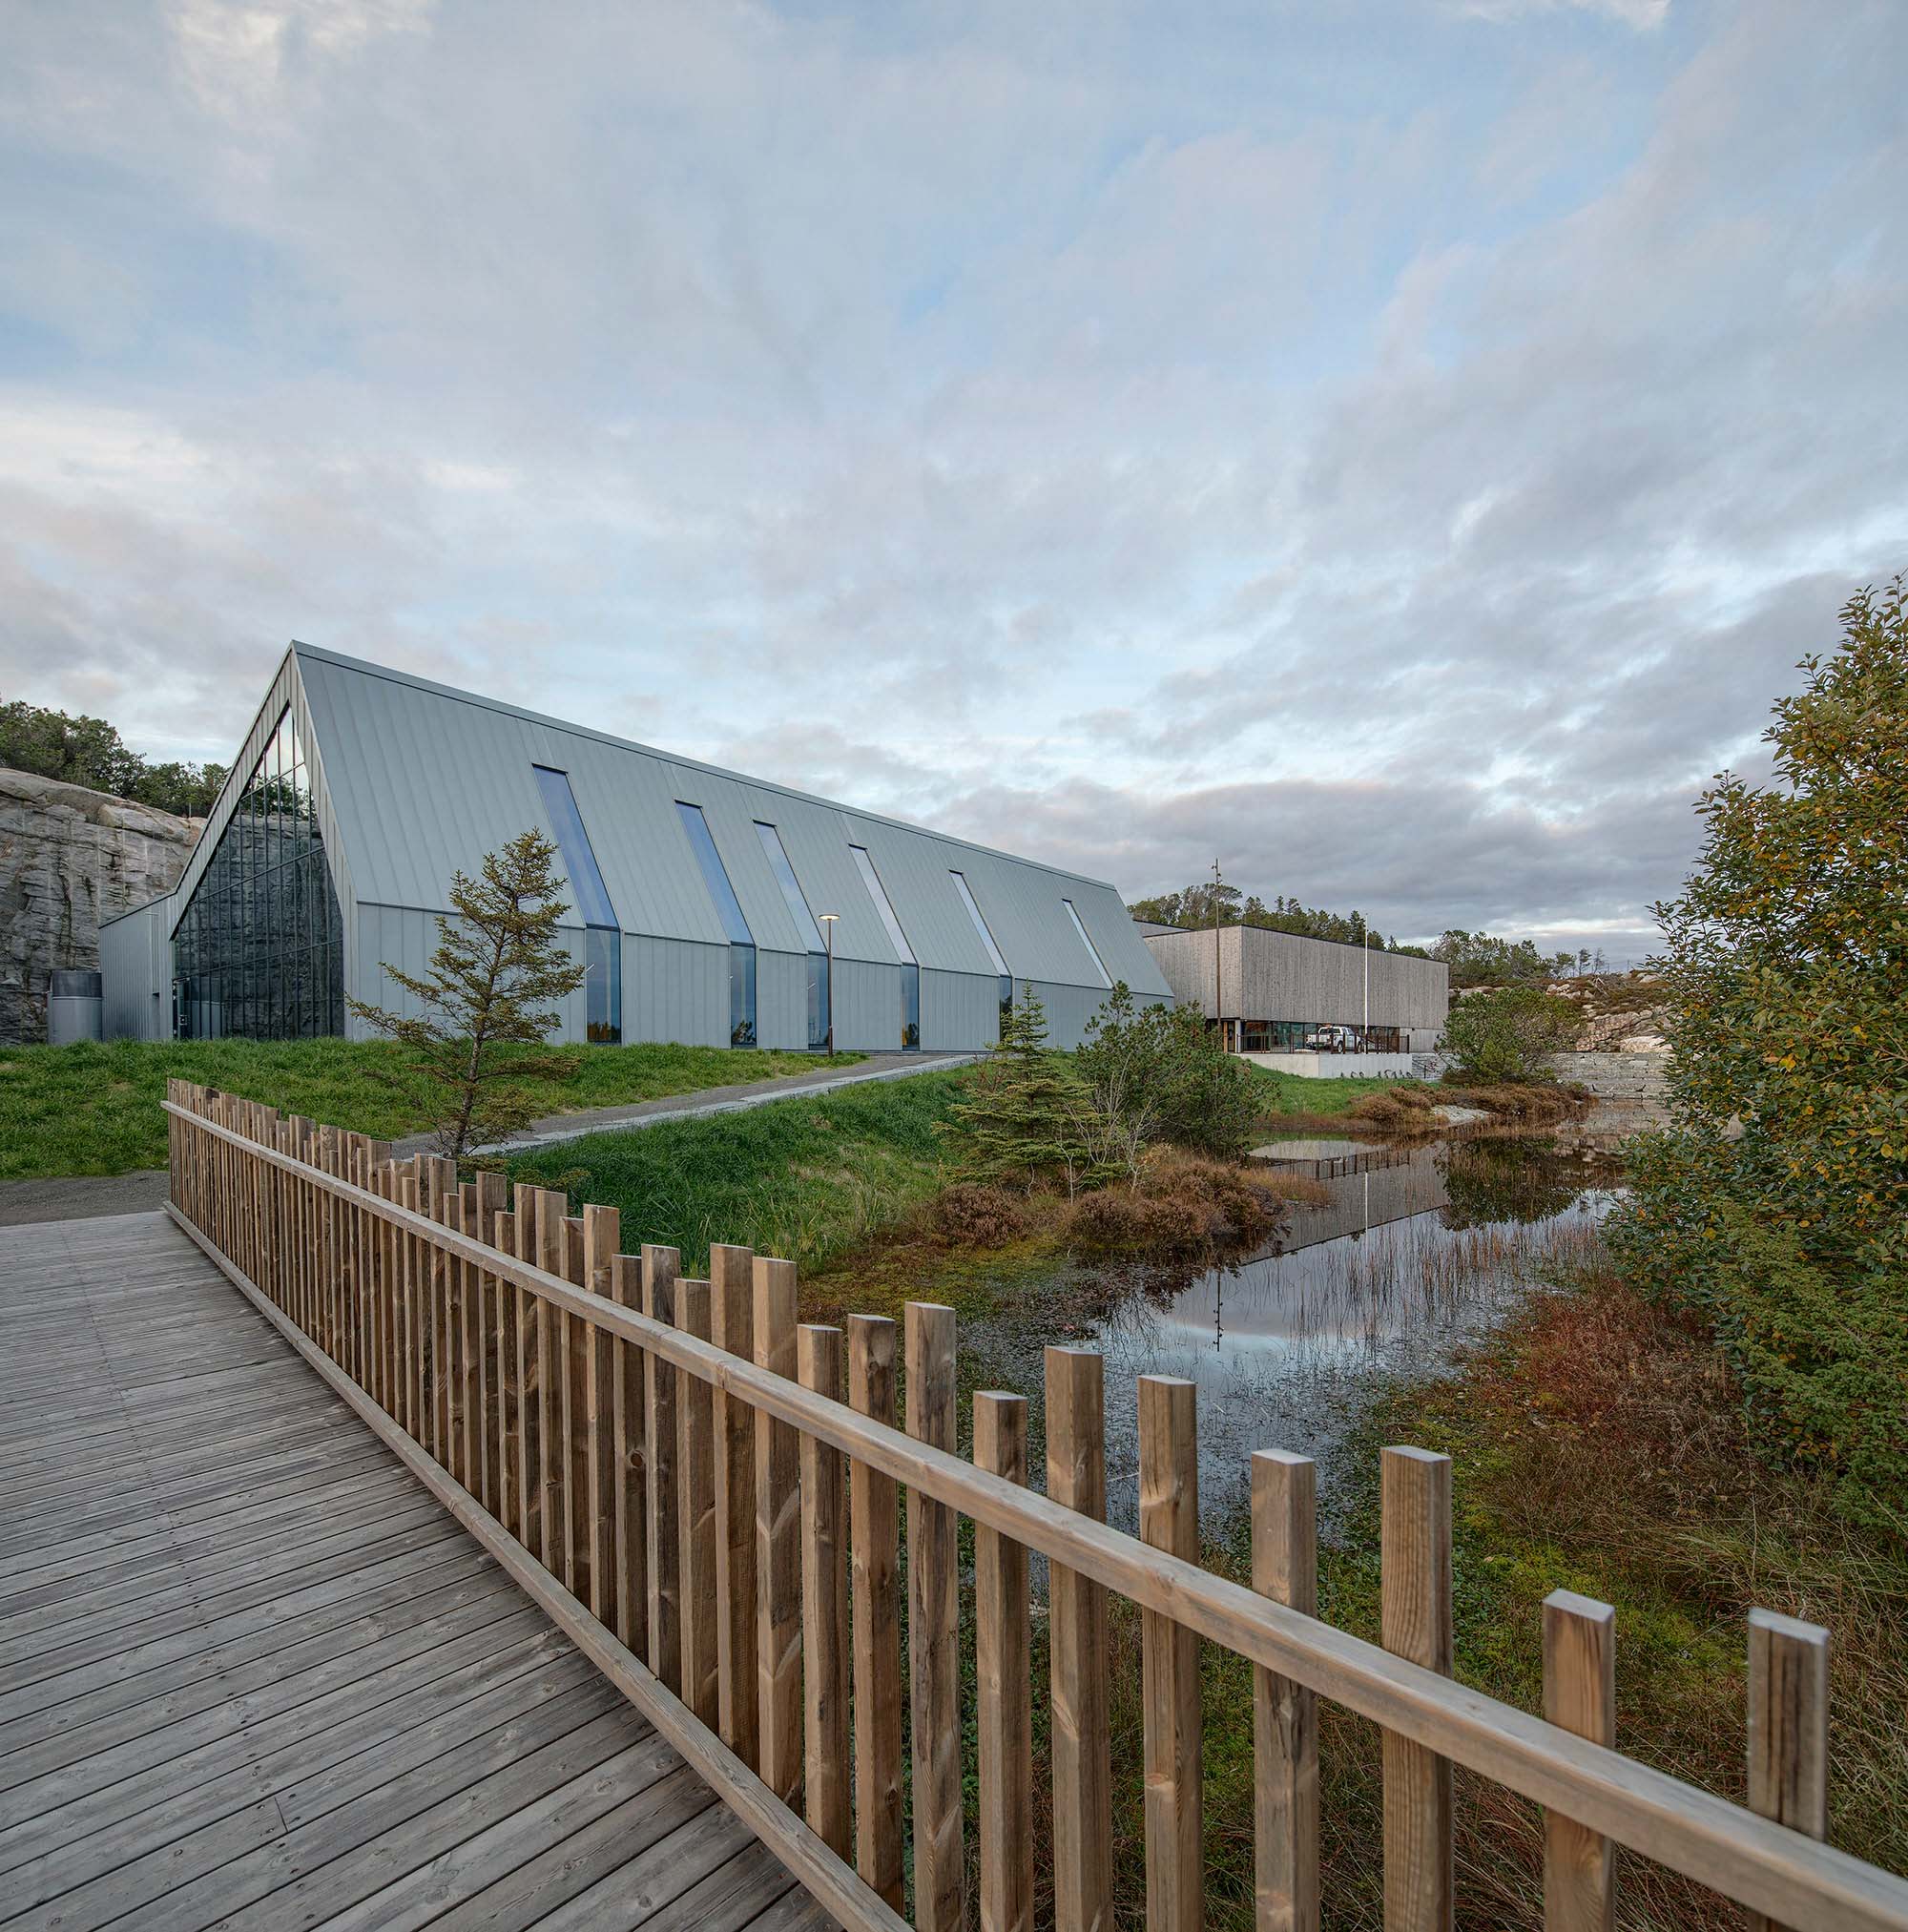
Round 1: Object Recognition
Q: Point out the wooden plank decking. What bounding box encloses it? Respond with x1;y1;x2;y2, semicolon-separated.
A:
0;1212;833;1932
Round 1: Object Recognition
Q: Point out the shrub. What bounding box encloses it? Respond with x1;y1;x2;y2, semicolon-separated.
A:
1075;984;1260;1169
928;1182;1030;1248
1065;1150;1290;1257
1609;575;1908;1529
939;987;1110;1194
1440;987;1579;1083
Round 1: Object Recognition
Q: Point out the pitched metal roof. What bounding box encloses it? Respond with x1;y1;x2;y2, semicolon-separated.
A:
290;645;1171;994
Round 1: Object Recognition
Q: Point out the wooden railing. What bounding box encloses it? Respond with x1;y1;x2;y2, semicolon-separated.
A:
163;1080;1908;1932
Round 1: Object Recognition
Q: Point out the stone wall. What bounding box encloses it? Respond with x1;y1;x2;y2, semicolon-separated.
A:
1546;1049;1670;1101
0;768;200;1044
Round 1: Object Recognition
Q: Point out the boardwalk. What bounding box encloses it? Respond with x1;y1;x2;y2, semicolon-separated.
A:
0;1212;830;1932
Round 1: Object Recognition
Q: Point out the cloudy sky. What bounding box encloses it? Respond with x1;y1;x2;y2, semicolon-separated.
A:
4;0;1903;957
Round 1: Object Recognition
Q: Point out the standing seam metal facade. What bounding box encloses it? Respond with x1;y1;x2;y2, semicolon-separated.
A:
102;645;1172;1053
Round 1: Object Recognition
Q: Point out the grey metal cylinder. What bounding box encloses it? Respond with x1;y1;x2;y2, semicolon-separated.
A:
48;969;103;1046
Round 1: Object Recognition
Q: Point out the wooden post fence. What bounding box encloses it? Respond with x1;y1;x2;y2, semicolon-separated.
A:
158;1081;1908;1932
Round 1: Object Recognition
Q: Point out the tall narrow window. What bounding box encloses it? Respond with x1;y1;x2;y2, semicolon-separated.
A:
850;844;919;1050
1062;898;1113;989
677;801;757;1047
755;821;828;1050
950;869;1013;1028
533;765;621;1043
171;706;343;1041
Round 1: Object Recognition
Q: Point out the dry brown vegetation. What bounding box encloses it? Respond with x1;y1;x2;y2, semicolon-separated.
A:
1342;1079;1592;1133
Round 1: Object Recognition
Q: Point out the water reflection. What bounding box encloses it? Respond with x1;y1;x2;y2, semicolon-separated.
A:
1080;1137;1614;1533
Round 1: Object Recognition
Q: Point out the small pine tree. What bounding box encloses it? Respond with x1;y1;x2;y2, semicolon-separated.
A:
348;830;589;1160
940;985;1104;1194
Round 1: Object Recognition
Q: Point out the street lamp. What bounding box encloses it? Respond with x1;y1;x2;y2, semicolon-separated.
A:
819;914;839;1057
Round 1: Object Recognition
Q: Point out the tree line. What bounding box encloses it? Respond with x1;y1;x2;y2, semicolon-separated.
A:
1;700;228;818
1129;869;1600;988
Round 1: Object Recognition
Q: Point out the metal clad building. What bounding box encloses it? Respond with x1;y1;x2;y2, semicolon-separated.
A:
100;644;1170;1052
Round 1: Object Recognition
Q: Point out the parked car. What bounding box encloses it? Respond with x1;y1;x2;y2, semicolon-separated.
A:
1304;1024;1359;1051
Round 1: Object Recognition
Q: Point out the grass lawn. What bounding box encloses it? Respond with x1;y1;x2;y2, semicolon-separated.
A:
0;1038;865;1180
502;1067;968;1276
1244;1062;1411;1120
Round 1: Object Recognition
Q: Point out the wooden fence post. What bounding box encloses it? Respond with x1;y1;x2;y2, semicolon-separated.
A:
495;1205;519;1537
755;1257;803;1807
1544;1589;1615;1932
848;1314;903;1910
906;1299;964;1932
677;1278;720;1727
611;1251;648;1660
1046;1345;1112;1932
536;1190;569;1583
1254;1449;1319;1932
644;1242;682;1693
1382;1445;1454;1932
798;1323;851;1858
474;1171;506;1518
513;1182;541;1554
580;1203;619;1626
1747;1610;1830;1932
1139;1375;1202;1932
976;1390;1033;1932
711;1243;760;1773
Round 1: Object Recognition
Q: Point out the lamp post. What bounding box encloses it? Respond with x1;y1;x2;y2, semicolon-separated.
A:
819;914;839;1057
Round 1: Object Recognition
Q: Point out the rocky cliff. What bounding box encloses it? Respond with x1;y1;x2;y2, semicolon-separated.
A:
0;768;201;1044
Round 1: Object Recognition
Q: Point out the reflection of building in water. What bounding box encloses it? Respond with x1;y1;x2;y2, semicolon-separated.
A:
1082;1138;1609;1531
1251;1138;1451;1251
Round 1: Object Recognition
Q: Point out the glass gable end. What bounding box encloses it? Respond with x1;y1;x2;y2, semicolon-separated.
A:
533;765;621;1044
755;821;828;1050
677;801;757;1047
850;844;919;1049
172;707;344;1041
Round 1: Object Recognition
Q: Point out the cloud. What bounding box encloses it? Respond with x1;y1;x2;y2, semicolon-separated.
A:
0;0;1901;957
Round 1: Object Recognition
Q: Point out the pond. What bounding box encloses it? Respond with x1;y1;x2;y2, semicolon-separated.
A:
964;1133;1620;1538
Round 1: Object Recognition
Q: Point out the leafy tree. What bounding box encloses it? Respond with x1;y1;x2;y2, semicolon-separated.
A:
940;986;1108;1194
347;830;589;1160
0;699;225;814
1428;928;1574;987
1129;880;1413;951
1440;985;1579;1082
1608;576;1908;1530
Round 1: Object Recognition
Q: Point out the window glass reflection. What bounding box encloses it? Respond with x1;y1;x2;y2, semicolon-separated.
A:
171;706;343;1040
851;845;918;1049
677;801;757;1046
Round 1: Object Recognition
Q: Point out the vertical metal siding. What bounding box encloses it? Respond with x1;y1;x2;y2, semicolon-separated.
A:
920;968;998;1051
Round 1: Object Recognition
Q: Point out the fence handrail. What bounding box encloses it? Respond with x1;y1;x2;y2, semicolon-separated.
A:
162;1095;1908;1932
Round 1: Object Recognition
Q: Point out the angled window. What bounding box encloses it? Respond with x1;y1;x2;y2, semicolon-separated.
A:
756;821;828;1050
533;765;621;1043
850;843;919;1049
677;801;757;1047
950;869;1014;1027
1062;898;1113;989
171;706;343;1040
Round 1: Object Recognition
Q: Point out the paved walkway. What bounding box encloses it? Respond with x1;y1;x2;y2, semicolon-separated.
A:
0;1212;830;1932
0;1051;976;1228
389;1049;975;1155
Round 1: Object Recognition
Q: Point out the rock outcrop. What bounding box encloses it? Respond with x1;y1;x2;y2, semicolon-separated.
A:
0;768;201;1044
1544;971;1669;1052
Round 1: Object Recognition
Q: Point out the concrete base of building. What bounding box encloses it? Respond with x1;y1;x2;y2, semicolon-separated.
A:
1240;1050;1416;1080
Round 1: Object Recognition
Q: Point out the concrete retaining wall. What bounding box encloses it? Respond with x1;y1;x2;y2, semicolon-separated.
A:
1243;1050;1416;1080
1547;1049;1670;1100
